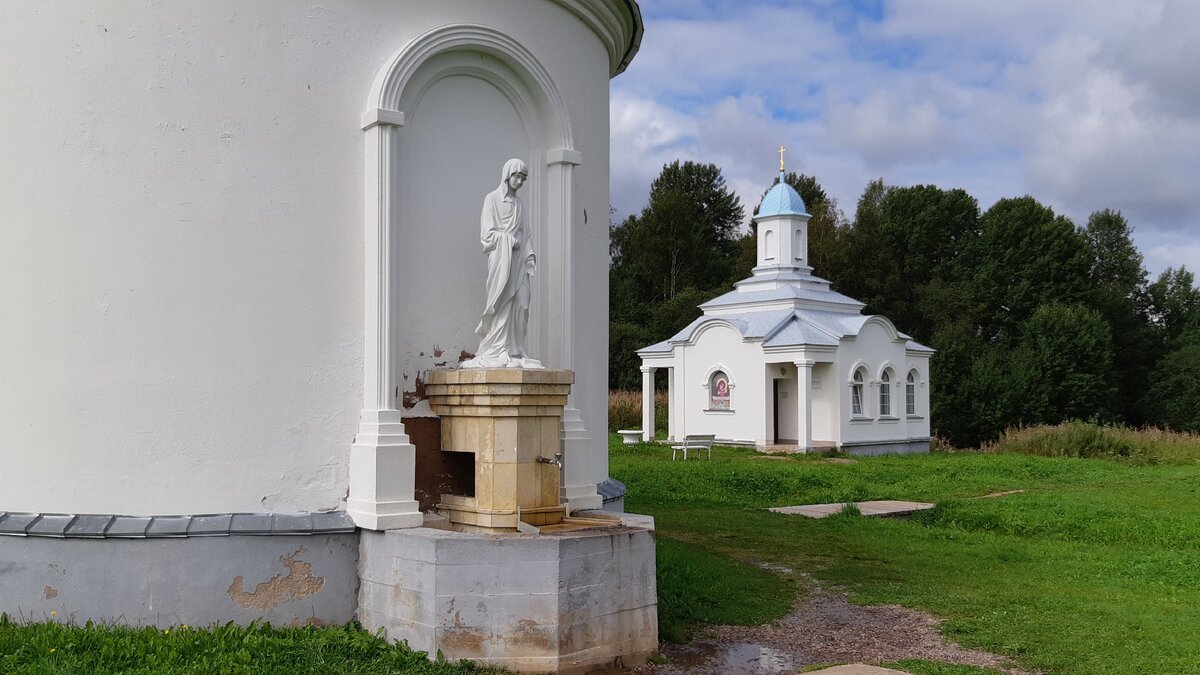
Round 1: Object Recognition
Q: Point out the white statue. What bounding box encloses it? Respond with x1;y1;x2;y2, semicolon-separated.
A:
463;159;543;369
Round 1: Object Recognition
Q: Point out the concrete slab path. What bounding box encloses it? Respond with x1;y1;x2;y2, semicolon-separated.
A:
769;500;935;518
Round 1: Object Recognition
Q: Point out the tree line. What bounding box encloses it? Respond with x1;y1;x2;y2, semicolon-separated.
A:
610;161;1200;447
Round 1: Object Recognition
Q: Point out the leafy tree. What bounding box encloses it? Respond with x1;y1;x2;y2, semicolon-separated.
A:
610;161;743;305
1146;267;1200;345
1082;209;1154;422
608;161;744;388
874;184;980;338
967;197;1092;342
1015;303;1118;424
1140;329;1200;432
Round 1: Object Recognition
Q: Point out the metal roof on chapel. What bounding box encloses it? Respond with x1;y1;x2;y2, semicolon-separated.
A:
756;171;810;219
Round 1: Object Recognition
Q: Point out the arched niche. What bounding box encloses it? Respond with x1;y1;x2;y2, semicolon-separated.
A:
349;24;581;530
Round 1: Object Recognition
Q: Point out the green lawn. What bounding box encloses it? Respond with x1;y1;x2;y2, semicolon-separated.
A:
0;619;509;674
612;436;1200;674
6;435;1198;674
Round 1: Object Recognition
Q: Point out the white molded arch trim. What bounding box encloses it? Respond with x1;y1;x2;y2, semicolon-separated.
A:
365;23;573;150
847;360;869;384
701;363;735;391
688;318;745;344
860;315;902;341
876;361;897;381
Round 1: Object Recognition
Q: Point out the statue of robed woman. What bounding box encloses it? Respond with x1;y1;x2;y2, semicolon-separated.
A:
463;158;543;369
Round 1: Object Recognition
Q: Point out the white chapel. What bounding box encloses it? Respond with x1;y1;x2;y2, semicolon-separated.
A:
637;165;933;454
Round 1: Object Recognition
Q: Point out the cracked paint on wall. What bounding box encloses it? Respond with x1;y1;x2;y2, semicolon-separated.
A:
227;548;324;611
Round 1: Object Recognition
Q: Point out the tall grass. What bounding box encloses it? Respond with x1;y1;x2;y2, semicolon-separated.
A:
608;389;668;433
985;421;1200;464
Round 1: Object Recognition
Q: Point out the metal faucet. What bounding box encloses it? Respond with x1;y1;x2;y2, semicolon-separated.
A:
537;452;563;468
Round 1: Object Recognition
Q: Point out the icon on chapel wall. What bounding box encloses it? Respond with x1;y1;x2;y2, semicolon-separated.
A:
710;371;730;410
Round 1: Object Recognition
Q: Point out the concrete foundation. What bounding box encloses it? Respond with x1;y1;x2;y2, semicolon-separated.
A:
357;513;658;674
842;438;930;456
0;534;359;628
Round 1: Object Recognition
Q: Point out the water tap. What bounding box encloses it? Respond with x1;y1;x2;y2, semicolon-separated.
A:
537;452;563;468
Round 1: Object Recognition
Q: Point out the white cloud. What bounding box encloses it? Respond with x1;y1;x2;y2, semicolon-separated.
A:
611;1;1200;275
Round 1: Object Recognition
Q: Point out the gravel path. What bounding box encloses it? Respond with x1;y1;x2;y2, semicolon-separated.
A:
636;574;1033;675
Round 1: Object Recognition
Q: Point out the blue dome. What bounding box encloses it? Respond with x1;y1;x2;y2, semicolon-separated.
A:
756;172;809;218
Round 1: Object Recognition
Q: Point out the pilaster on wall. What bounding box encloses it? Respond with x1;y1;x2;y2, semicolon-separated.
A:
349;110;422;531
547;148;601;513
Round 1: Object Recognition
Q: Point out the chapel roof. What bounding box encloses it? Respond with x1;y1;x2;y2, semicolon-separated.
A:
756;171;810;219
700;283;864;311
637;307;933;354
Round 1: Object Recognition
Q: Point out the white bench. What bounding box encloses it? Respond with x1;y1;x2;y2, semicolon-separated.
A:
616;429;642;445
671;434;715;460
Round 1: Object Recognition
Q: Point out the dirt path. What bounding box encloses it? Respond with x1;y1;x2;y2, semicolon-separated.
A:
635;573;1033;675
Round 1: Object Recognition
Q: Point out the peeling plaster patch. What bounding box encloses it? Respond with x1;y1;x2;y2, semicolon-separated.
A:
433;346;444;358
400;398;438;418
458;350;475;363
441;627;486;656
287;616;327;628
227;548;325;611
401;372;427;409
43;586;57;600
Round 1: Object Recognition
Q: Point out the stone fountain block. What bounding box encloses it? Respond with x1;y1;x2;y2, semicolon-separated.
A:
426;369;574;531
357;513;658;674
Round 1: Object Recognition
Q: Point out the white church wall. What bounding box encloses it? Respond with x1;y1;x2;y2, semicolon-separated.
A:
0;1;621;514
905;355;933;439
681;324;765;444
837;320;917;447
810;362;838;443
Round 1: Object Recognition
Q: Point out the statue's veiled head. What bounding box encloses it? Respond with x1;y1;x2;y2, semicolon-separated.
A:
501;158;528;192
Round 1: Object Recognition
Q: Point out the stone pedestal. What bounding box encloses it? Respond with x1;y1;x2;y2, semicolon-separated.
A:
426;369;572;531
357;514;659;674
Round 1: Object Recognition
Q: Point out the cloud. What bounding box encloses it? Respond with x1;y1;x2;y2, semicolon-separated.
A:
828;90;955;168
611;1;1200;275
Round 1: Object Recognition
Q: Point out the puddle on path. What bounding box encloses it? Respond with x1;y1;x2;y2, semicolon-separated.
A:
656;641;800;675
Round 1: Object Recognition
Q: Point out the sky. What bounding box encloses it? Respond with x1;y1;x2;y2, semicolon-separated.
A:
609;0;1200;277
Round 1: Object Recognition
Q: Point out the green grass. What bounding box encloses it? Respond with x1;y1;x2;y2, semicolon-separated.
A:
611;433;1200;674
655;537;792;643
986;421;1200;464
0;618;504;674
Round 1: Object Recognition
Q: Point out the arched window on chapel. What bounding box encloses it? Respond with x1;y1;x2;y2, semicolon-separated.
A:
879;369;893;417
709;370;731;410
906;370;917;416
851;369;865;417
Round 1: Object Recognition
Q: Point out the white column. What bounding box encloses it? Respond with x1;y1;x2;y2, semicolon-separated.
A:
348;109;422;531
667;367;677;441
641;366;656;442
546;148;600;512
795;360;814;452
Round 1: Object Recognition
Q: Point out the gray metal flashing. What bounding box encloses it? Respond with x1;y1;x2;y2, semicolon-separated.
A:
145;516;190;538
0;510;356;538
65;514;115;538
616;0;644;76
106;516;152;538
598;477;628;504
0;512;40;535
27;514;76;537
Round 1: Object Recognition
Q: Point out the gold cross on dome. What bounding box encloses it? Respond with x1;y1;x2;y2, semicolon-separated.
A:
778;145;787;172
